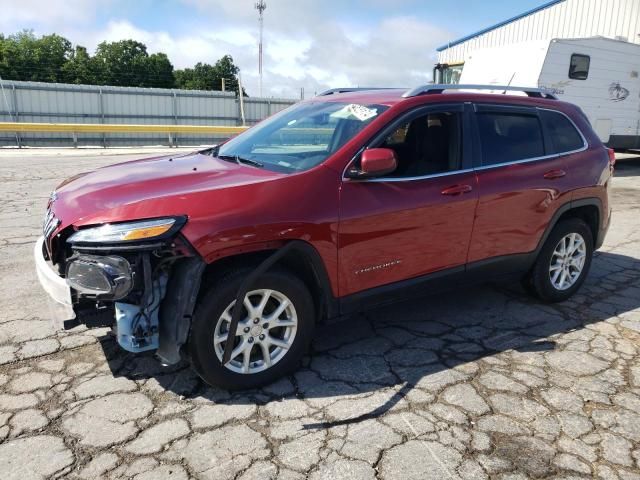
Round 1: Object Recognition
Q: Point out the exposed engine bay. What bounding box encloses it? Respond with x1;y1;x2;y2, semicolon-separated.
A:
43;217;204;365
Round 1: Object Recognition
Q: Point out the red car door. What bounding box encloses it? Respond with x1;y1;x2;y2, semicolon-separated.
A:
467;105;574;264
338;105;478;297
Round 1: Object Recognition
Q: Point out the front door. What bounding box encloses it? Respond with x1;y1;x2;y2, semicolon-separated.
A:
338;105;478;296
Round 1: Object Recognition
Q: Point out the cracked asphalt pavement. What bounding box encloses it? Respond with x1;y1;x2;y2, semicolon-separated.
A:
0;148;639;479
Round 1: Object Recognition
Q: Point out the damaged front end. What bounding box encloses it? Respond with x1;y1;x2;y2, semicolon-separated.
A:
37;215;204;365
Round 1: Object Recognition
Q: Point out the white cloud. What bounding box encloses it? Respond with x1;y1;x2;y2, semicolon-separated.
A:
0;0;453;99
0;0;113;32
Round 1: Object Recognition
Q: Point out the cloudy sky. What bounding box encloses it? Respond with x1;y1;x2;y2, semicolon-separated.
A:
0;0;546;98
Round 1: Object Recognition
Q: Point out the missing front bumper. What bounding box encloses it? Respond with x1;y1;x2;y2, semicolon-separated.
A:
33;236;76;328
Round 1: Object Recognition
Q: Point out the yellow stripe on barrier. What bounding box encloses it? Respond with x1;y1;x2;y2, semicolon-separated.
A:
0;122;249;134
0;122;337;135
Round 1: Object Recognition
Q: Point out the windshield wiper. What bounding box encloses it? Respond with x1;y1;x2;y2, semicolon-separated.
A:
236;157;264;168
218;154;264;168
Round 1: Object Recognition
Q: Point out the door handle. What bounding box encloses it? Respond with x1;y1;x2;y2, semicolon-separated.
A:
543;169;566;180
441;184;473;196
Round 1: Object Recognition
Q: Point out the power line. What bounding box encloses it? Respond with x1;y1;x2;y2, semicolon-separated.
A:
0;67;236;88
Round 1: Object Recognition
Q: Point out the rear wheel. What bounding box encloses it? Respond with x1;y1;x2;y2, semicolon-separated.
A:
189;268;314;390
525;218;593;303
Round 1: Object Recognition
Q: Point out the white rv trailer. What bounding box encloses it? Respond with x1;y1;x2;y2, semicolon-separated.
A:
453;37;640;150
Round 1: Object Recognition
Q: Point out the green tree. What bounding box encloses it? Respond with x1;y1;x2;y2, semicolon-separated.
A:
175;55;245;95
92;39;150;86
0;34;8;79
91;39;174;88
175;62;217;90
214;55;241;93
145;52;174;88
61;46;95;85
0;31;72;82
0;31;247;94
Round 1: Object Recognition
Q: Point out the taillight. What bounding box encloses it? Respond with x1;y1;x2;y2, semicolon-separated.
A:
607;148;616;167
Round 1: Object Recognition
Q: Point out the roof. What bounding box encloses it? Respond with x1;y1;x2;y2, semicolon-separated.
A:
314;87;562;109
436;0;566;52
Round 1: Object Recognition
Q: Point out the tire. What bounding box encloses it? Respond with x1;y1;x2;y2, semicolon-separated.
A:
189;267;315;390
525;218;594;303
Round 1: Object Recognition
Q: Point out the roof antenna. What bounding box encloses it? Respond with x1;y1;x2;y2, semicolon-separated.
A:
502;72;516;94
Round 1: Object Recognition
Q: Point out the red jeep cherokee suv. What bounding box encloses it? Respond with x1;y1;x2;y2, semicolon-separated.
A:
35;85;613;390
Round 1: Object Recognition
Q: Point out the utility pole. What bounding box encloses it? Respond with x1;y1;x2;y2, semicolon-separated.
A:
238;73;246;127
255;0;267;97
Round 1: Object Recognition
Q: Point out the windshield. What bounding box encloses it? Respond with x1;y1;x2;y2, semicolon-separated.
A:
217;101;389;173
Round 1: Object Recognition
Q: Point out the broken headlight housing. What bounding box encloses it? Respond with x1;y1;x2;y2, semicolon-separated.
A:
66;255;133;299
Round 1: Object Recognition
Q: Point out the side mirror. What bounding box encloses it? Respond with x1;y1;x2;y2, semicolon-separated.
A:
350;148;397;178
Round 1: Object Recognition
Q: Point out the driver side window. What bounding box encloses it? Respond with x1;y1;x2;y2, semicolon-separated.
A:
380;111;462;177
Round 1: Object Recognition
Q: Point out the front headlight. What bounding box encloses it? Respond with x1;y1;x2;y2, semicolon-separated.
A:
68;217;185;244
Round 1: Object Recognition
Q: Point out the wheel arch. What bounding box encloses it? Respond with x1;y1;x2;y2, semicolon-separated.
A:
201;240;338;322
536;198;603;256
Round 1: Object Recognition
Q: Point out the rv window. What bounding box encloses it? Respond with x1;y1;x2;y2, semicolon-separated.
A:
540;110;585;153
569;54;590;80
477;112;545;166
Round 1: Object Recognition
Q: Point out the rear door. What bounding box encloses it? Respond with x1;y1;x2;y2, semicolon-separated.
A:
468;104;575;265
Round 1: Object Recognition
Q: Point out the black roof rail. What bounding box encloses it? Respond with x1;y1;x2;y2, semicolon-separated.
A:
317;87;405;96
402;84;557;100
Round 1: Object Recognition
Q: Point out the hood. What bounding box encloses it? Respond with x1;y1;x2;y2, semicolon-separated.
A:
49;152;284;230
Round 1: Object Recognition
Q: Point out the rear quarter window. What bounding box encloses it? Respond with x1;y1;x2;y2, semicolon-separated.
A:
477;112;545;165
540;110;585;153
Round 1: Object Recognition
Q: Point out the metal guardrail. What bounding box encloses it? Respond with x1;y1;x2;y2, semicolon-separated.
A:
0;122;336;148
0;80;298;148
0;122;248;134
0;122;249;147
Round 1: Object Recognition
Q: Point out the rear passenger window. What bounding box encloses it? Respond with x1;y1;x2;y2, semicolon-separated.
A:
477;112;545;166
569;54;590;80
540;110;585;153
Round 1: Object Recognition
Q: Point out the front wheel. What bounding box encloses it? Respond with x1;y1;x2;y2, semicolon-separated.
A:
524;218;594;303
189;268;315;390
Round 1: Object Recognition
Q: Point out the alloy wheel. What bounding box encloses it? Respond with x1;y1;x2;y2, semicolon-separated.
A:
213;289;298;374
549;232;587;291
